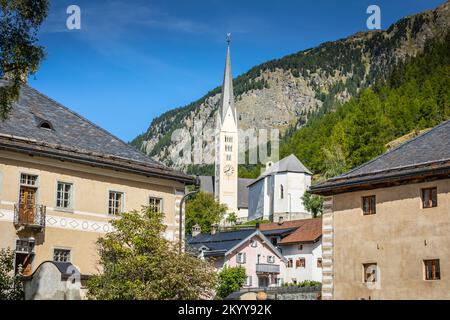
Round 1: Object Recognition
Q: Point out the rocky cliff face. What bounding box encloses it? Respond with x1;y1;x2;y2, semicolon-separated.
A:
131;2;449;169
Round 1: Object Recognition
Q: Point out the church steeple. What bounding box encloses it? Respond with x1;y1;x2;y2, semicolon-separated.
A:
214;33;239;218
220;33;236;124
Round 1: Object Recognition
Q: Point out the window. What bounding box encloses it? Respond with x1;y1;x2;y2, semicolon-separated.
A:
56;182;72;209
245;276;252;286
149;197;162;213
225;136;233;143
225;145;233;152
251;240;257;248
277;278;283;286
421;188;437;209
362;196;376;215
53;249;71;262
20;174;37;186
271;237;278;246
226;154;232;161
108;191;123;215
280;185;284;199
298;244;303;251
296;258;306;268
317;258;323;268
236;253;246;264
363;263;377;283
287;259;293;268
424;259;440;280
39;121;53;130
267;255;275;263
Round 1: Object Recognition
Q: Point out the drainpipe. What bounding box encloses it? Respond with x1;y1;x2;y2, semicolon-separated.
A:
179;176;200;253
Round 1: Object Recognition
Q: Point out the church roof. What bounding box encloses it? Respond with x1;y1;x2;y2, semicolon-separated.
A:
0;81;194;184
219;44;236;125
310;119;450;195
198;175;255;209
247;154;312;187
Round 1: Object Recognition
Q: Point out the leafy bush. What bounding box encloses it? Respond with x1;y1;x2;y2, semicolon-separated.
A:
0;248;24;300
216;266;246;299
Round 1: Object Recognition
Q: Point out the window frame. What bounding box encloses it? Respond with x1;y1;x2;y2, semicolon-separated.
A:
108;191;124;216
421;187;437;209
236;252;246;264
317;258;323;268
424;259;440;281
363;262;378;283
148;196;163;213
296;258;306;268
362;195;376;215
56;181;73;210
267;255;275;264
53;248;71;263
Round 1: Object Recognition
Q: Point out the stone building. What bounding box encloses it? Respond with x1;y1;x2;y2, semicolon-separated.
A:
311;120;450;300
0;81;193;277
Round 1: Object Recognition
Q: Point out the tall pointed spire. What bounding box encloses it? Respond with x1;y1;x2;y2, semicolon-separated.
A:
220;33;236;123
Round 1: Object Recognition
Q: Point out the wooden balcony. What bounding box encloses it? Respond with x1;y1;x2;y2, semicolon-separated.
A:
256;263;280;274
13;204;46;230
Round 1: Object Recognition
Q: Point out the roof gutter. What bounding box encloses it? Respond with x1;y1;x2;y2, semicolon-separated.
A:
310;164;450;196
0;142;195;184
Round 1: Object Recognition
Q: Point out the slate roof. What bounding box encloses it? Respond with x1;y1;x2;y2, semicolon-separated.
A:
259;218;322;244
187;228;286;261
248;154;312;187
198;175;255;208
0;81;193;183
310;120;450;195
187;229;255;256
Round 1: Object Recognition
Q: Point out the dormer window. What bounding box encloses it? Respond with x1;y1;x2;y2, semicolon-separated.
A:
38;120;53;130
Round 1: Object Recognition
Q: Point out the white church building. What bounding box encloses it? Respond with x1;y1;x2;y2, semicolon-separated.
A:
197;38;313;225
247;154;312;222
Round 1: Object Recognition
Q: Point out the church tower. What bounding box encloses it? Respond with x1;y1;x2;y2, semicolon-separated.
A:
215;35;238;215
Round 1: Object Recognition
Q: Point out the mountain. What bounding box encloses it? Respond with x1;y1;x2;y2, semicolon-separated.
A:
130;1;449;170
280;32;449;180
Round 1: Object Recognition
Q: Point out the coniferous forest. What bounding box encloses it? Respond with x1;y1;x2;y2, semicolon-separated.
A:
279;34;450;180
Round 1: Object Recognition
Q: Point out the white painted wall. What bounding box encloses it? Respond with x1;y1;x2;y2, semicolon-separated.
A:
280;241;322;284
248;172;312;221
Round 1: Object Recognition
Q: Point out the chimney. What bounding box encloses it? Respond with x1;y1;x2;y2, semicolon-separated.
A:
211;224;218;235
278;216;284;225
192;224;201;237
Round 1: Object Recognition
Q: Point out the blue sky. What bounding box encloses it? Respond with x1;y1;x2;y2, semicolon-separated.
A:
29;0;445;142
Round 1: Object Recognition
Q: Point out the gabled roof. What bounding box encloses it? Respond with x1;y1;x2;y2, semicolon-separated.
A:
186;229;286;261
0;81;193;183
311;120;450;195
248;154;312;187
198;176;255;208
260;218;322;244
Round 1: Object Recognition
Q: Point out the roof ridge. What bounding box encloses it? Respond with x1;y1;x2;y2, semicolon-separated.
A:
22;84;164;167
334;119;450;180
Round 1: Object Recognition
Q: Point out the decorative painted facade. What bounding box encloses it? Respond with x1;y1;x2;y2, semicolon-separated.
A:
0;82;193;276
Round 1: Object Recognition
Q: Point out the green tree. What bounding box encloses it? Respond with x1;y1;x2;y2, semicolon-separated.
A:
302;191;324;218
216;265;246;299
87;207;217;300
0;0;49;119
0;248;24;300
186;191;227;234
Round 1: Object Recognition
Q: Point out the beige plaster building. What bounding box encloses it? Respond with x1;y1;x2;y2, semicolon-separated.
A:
311;120;450;300
0;81;194;276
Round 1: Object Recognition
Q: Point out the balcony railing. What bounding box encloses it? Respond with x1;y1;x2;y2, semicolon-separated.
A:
256;263;280;274
13;204;46;229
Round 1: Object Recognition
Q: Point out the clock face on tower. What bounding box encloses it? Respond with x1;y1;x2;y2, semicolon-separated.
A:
223;164;234;176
